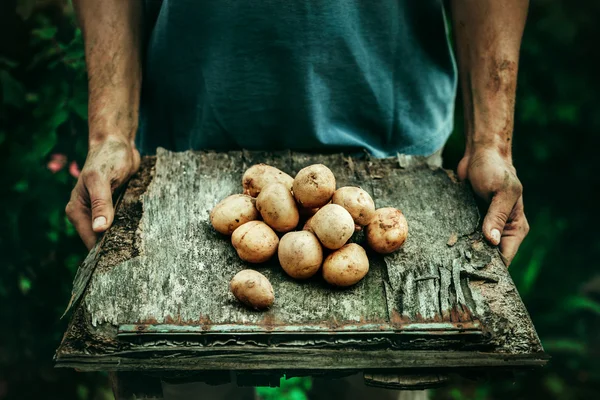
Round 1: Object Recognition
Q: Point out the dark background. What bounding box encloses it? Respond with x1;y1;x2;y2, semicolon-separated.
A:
1;1;599;399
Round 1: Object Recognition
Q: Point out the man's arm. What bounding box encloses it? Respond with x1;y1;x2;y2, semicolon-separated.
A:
66;0;143;249
451;0;530;265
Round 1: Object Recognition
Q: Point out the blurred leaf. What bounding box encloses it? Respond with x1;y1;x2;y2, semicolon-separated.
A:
48;208;61;230
288;387;308;400
12;180;29;193
69;95;88;120
28;43;62;69
76;384;89;400
50;108;69;129
301;377;312;391
521;246;547;295
256;377;312;400
563;295;600;315
0;70;26;108
543;339;586;355
31;26;58;40
54;169;69;184
284;377;311;391
544;374;566;395
65;216;77;237
64;47;85;62
0;57;19;69
255;386;278;399
450;388;466;400
31;130;58;160
19;276;32;295
47;231;59;243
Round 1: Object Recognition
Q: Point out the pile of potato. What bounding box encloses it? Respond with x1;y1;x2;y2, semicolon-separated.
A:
210;164;408;310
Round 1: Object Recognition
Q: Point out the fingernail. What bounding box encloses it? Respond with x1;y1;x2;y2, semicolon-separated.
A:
491;229;501;245
93;216;107;230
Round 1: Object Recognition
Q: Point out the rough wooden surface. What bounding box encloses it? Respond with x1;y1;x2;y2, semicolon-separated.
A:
364;372;449;390
55;149;546;373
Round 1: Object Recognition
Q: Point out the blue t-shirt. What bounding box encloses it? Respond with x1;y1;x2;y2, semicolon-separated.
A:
138;0;457;157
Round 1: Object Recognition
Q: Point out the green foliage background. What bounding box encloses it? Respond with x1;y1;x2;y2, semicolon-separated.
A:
0;1;598;399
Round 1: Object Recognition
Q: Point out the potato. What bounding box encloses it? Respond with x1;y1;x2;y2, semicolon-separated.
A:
242;164;294;197
293;164;336;208
231;221;279;263
322;244;369;287
230;269;274;310
210;194;260;235
302;215;315;233
366;207;408;254
332;186;376;226
310;204;355;250
256;183;300;232
278;231;323;279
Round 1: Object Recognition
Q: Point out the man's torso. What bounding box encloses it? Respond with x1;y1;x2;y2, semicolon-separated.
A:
139;0;456;157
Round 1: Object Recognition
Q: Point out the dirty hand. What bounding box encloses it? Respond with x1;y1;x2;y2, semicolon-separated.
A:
66;137;140;250
457;148;529;266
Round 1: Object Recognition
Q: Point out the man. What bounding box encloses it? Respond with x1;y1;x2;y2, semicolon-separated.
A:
66;0;529;398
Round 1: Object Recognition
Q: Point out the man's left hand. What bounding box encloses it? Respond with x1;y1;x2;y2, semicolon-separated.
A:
457;148;529;266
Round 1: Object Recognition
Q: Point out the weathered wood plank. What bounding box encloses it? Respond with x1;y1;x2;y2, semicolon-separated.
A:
63;157;156;315
56;149;545;373
364;372;449;390
367;159;480;324
85;150;390;328
56;348;548;371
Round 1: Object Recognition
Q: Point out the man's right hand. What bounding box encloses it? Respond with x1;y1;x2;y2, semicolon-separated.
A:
66;136;140;250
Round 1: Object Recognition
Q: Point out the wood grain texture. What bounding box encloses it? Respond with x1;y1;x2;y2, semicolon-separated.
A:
56;149;545;372
85;151;389;328
56;347;548;371
363;372;449;390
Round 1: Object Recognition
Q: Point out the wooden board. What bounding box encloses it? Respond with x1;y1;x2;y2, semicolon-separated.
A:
55;149;547;373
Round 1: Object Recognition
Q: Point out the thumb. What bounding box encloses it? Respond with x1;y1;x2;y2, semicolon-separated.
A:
482;190;520;246
85;173;114;233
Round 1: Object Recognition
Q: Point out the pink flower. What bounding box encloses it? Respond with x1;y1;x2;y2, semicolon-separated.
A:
47;154;67;173
69;161;81;178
